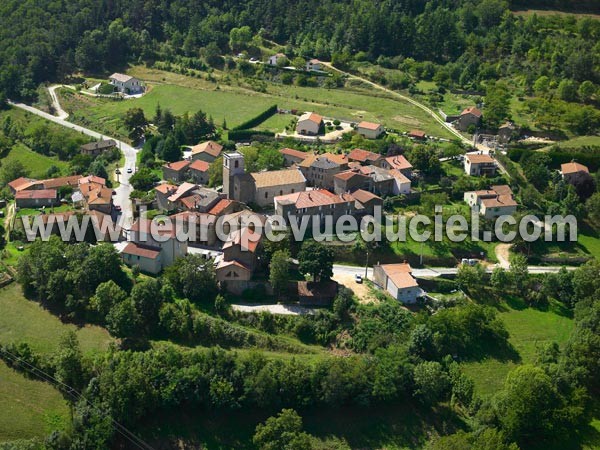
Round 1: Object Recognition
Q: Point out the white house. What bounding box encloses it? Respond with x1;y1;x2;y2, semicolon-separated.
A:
373;263;422;304
389;169;411;195
306;59;322;71
464;185;518;219
296;112;323;135
464;153;497;176
356;121;384;139
109;73;143;94
268;53;287;66
121;243;162;274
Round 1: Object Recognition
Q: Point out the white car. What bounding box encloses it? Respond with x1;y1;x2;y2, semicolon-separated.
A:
127;168;133;174
354;274;363;284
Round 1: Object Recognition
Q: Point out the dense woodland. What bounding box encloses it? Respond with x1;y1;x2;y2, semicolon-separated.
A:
0;0;599;103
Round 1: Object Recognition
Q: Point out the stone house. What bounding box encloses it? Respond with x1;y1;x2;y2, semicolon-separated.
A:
80;139;117;157
373;263;422;304
356;122;384;139
162;160;191;183
464;153;497;176
15;189;59;208
456;107;482;131
279;148;309;166
109;73;143;94
190;141;223;163
296;112;323;135
464;185;518;219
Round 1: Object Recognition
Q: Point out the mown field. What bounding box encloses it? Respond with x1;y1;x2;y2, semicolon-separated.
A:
0;283;113;441
59;66;456;141
3;143;69;179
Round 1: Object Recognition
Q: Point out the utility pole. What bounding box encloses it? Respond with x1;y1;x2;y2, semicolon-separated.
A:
420;241;424;266
365;250;369;279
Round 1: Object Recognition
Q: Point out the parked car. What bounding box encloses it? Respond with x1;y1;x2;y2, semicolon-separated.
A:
114;205;122;211
127;168;133;174
354;274;363;284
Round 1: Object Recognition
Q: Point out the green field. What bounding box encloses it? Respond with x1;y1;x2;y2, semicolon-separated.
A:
462;299;574;397
0;283;113;441
61;66;456;140
541;135;600;151
0;283;113;355
0;361;69;441
3;143;69;179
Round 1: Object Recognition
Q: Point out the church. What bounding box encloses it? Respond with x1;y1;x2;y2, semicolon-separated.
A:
223;152;306;207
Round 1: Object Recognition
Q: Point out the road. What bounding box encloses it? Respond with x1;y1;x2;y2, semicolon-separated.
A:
332;263;573;278
321;62;472;146
9;96;138;229
231;304;316;316
47;85;69;120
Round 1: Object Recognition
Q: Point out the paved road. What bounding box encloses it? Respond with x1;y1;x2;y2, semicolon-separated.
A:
9;99;138;229
232;304;316;315
47;85;69;120
321;62;472;146
332;263;573;279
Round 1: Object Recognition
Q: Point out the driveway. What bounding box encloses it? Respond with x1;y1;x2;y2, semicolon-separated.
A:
9;97;139;230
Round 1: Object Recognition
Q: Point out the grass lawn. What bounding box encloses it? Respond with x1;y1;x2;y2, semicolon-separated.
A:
65;65;456;140
0;361;69;441
3;143;69;179
0;283;113;355
540;135;600;151
462;298;574;397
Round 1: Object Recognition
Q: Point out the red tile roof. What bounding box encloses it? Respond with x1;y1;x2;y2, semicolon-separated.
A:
384;155;412;171
351;189;381;204
191;141;223;158
408;129;426;138
8;177;39;192
279;148;309;160
561;162;589;175
298;112;323;124
208;198;233;215
379;263;418;289
465;153;495;164
189;160;210;172
167;182;197;202
357;121;382;131
163;160;191;172
348;148;382;163
155;183;177;195
223;227;261;253
275;189;354;209
41;175;82;189
15;189;57;199
122;242;161;260
461;107;482;118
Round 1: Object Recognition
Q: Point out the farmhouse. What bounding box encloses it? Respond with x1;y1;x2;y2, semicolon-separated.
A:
351;189;383;216
274;189;355;228
561;161;590;184
223;152;307;207
498;122;517;143
389;169;411;195
347;148;383;166
464;153;496;176
356;121;384;139
129;218;188;267
306;59;322;71
216;227;262;294
373;263;422;304
190;140;223;163
80;139;117;157
296;112;323;136
279;148;309;166
121;242;162;275
162;160;191;183
188;159;210;184
381;155;413;176
8;177;39;194
15;189;59;208
408;130;426;141
268;53;287;66
356;165;396;196
299;152;349;189
464;185;518;219
333;170;371;194
456;107;482;131
109;73;143;94
297;281;338;306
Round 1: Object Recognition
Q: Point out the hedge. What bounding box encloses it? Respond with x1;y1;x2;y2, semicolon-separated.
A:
228;129;275;141
232;104;277;130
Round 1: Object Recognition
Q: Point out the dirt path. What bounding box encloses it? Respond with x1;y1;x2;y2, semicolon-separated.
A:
495;243;512;269
332;273;377;304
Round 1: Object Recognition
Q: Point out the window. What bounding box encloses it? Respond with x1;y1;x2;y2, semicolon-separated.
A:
280;190;283;195
265;192;268;199
291;189;295;193
234;160;239;168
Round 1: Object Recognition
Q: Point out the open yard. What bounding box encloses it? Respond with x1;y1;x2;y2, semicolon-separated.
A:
2;143;69;179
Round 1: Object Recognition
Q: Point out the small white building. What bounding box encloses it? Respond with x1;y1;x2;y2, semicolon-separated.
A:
356;121;384;139
121;242;162;274
464;185;517;219
306;59;322;71
373;263;422;304
464;153;497;176
389;169;411;195
109;73;143;94
296;112;323;136
268;53;287;66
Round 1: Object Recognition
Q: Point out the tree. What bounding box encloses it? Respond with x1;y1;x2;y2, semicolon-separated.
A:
106;299;140;339
425;429;518;450
586;192;600;223
485;81;511;128
298;241;334;282
91;280;127;316
557;79;579;102
208;157;223;187
130;278;164;333
490;267;509;290
509;254;528;291
495;365;564;445
159;135;182;162
456;263;486;290
578;80;596;103
129;168;159;191
270;250;290;297
123;108;147;144
163;254;218;304
0;159;28;186
53;331;85;390
253;409;312;450
413;361;451;405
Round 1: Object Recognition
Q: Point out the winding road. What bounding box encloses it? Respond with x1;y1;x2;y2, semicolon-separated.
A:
9;87;138;229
